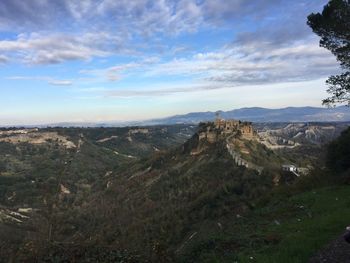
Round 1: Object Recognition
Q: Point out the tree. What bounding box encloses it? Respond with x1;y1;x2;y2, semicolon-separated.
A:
0;160;6;173
307;0;350;106
326;127;350;174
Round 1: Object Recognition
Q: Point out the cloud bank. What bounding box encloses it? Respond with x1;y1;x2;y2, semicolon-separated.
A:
0;0;336;97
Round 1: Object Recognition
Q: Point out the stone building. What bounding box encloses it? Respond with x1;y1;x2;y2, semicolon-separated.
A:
215;118;255;139
198;126;218;143
239;122;255;139
198;118;256;144
215;119;240;134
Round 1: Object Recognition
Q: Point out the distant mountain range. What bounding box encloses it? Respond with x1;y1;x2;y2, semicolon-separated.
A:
145;106;350;125
4;106;350;128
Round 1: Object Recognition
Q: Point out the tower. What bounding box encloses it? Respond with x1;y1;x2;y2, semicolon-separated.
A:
215;111;221;121
215;111;222;128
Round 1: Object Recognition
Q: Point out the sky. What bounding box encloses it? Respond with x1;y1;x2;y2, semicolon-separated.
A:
0;0;341;125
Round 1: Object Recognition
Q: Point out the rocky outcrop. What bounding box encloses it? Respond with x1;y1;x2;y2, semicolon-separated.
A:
194;121;263;173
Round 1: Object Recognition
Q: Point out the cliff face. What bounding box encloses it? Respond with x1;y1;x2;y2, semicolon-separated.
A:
257;123;349;149
188;121;290;183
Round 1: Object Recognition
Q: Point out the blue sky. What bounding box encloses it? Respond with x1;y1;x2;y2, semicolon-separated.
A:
0;0;340;125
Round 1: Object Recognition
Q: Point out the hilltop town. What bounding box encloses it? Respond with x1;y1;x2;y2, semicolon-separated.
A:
198;117;256;144
194;118;330;177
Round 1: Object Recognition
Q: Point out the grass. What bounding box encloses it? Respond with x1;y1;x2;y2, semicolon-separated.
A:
236;185;350;262
178;183;350;263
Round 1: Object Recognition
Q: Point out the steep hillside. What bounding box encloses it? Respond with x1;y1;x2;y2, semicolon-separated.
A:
0;124;347;262
255;123;349;169
0;125;197;261
4;121;290;262
256;122;349;146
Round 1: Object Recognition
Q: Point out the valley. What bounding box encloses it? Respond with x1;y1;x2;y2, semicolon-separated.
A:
0;121;349;262
2;0;350;262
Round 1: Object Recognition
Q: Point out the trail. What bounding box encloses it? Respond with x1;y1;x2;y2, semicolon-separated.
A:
292;170;301;177
309;235;350;263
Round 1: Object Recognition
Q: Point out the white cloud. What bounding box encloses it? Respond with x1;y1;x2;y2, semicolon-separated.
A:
48;80;73;86
0;0;328;68
80;57;160;82
7;75;73;86
142;39;339;84
1;0;335;97
95;0;203;36
0;32;122;64
105;82;223;98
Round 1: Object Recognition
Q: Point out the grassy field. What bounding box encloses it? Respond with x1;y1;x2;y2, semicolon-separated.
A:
236;185;350;263
178;183;350;263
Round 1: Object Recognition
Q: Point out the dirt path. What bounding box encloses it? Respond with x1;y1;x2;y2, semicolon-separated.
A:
309;235;350;263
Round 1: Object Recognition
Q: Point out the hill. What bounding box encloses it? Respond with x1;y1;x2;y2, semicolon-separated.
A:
5;106;349;128
145;106;350;125
10;121;280;262
0;122;349;262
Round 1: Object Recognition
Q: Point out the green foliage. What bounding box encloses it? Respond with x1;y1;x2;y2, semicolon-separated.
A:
52;125;196;158
17;244;140;263
237;185;350;263
324;72;350;105
326;126;350;174
307;0;350;105
0;125;345;262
